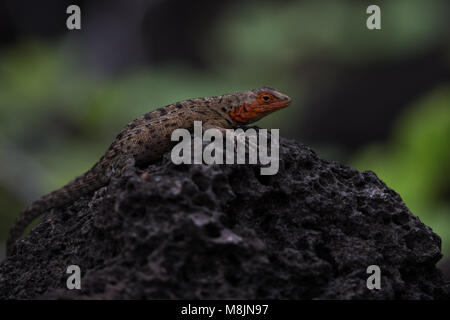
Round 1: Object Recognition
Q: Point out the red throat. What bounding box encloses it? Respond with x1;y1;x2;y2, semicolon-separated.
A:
228;103;257;123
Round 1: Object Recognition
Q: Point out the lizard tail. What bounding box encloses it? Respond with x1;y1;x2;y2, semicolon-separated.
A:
6;168;105;256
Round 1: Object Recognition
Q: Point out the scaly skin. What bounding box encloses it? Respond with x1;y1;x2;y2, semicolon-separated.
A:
6;86;291;256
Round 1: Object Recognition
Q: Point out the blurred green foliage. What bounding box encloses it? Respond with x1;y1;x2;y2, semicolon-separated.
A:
352;87;450;257
211;0;445;67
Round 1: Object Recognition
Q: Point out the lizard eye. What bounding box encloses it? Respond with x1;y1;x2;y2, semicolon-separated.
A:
262;95;270;102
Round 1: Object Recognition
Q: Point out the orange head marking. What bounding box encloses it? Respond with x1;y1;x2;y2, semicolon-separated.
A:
228;86;291;124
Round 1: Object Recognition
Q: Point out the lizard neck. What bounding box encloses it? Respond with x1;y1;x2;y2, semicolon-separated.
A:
206;93;242;128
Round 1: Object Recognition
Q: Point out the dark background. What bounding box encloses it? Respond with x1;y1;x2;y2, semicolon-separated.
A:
0;0;449;273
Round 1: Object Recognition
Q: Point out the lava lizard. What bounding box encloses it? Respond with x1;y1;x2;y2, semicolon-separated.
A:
6;86;291;256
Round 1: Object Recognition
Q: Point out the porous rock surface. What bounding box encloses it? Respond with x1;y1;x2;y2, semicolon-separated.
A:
0;134;448;299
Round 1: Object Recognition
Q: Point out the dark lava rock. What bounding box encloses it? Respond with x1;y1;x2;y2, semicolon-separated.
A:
0;135;448;299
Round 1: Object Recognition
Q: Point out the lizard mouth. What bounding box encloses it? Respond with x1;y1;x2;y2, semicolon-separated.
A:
229;98;291;124
263;99;291;111
254;96;292;115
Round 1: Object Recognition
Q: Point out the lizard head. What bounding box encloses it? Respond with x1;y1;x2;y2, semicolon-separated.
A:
227;86;291;124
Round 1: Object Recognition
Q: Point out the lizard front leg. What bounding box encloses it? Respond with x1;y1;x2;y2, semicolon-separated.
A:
202;120;259;163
